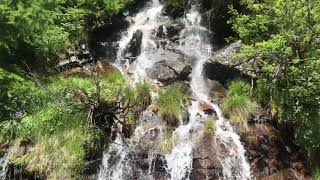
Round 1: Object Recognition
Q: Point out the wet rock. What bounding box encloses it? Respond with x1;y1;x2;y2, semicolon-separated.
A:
193;133;223;179
242;123;311;179
199;101;215;114
206;79;227;101
149;154;169;179
125;30;143;60
146;53;192;85
155;23;184;41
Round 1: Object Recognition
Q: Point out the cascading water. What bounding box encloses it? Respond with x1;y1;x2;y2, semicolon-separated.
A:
98;0;251;179
0;156;9;180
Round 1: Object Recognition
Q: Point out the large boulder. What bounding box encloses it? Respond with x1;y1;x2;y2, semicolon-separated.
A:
242;123;311;179
206;40;259;80
204;41;254;86
146;53;192;85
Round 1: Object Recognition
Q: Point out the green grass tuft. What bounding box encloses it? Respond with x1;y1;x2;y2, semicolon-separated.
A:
157;130;175;154
158;83;189;126
204;117;216;135
223;80;258;128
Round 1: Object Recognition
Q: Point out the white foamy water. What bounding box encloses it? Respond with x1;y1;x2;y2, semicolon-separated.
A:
0;156;8;180
98;0;251;179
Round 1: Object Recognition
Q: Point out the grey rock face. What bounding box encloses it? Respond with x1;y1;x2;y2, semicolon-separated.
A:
146;53;192;85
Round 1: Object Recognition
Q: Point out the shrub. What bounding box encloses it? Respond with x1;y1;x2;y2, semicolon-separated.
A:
223;80;258;128
158;83;189;127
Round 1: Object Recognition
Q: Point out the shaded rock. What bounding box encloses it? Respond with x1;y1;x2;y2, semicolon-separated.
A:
242;123;311;179
204;61;250;86
181;109;190;125
61;67;92;77
149;154;169;179
125;30;143;60
146;53;192;85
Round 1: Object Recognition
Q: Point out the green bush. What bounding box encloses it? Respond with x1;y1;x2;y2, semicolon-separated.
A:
158;83;189;126
230;0;320;166
223;80;258;128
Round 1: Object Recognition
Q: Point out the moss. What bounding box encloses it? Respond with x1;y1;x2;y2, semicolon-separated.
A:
223;80;258;128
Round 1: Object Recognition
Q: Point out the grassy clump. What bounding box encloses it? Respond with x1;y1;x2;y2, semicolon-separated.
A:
157;130;175;154
0;71;104;178
158;83;189;127
223;80;258;128
204;117;216;135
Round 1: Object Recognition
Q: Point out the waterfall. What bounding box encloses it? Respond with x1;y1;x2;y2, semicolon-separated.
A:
0;156;9;180
98;0;251;179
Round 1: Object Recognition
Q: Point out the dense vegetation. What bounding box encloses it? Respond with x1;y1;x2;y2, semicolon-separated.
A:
0;0;138;68
230;0;320;168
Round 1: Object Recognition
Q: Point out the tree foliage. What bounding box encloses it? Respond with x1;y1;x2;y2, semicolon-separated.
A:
230;0;320;165
0;0;135;66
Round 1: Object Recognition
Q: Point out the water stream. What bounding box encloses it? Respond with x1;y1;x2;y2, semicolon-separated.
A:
98;0;251;179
